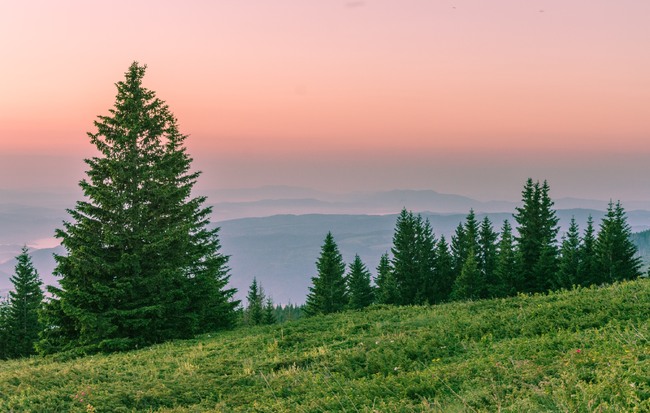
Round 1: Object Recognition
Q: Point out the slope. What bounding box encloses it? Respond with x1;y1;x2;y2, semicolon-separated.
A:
1;279;648;412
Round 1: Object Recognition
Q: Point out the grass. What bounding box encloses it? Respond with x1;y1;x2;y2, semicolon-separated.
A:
1;279;648;412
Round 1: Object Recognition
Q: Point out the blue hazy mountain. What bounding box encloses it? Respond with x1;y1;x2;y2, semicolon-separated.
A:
3;186;650;304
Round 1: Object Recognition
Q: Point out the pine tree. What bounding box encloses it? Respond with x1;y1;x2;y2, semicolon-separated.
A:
417;218;437;304
450;222;466;278
450;248;483;301
513;179;559;293
0;298;10;359
245;278;265;326
556;217;581;289
450;210;481;296
577;215;598;286
432;236;454;303
347;255;375;310
263;298;276;325
594;201;641;284
305;232;348;316
374;253;398;305
478;216;498;298
5;247;44;358
38;63;237;354
390;209;421;305
492;220;518;297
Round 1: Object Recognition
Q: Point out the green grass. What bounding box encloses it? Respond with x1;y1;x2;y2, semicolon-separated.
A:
1;280;649;412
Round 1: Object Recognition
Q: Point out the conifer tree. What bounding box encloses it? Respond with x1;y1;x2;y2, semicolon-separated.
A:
245;278;265;326
450;222;466;277
263;298;276;325
0;298;10;359
513;179;559;293
432;236;454;303
594;201;641;284
577;215;598;286
556;217;581;289
493;220;518;297
478;216;498;298
390;209;422;305
374;253;398;305
450;248;483;301
305;232;348;315
5;247;44;358
450;210;481;296
347;255;374;310
38;63;237;354
417;218;437;304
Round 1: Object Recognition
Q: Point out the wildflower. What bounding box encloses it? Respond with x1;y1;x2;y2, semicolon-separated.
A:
576;349;581;354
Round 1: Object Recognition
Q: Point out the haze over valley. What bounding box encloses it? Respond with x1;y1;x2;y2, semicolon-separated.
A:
3;185;650;304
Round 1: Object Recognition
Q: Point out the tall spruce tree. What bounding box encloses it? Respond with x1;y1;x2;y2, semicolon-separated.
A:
38;63;237;354
577;215;598;286
513;179;559;293
5;247;44;358
305;232;348;315
347;255;375;310
374;253;398;305
594;201;641;284
493;220;518;297
556;217;581;289
478;216;498;298
245;278;265;326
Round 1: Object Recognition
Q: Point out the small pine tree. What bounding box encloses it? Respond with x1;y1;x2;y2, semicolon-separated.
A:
451;222;466;278
5;247;44;358
0;298;9;359
305;232;348;316
450;248;483;301
556;217;581;289
478;216;498;298
432;236;454;303
417;218;437;304
374;253;398;304
492;220;518;297
347;255;374;310
245;278;265;326
595;201;641;283
578;215;598;286
263;298;276;325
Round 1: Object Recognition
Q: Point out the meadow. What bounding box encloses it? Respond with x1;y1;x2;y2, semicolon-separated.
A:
0;279;648;412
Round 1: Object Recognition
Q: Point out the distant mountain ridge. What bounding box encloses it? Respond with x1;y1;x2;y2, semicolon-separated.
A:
3;186;650;303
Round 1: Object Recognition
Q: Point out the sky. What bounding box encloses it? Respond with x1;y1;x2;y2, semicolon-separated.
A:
1;0;649;202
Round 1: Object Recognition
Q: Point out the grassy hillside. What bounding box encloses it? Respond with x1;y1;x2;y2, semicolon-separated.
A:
1;280;648;412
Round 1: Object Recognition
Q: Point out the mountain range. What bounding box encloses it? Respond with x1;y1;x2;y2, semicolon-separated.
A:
2;186;650;304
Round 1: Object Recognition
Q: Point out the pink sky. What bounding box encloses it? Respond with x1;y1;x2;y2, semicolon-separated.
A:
1;0;649;201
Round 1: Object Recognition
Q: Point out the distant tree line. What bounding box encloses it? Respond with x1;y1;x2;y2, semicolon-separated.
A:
304;179;642;315
239;277;304;326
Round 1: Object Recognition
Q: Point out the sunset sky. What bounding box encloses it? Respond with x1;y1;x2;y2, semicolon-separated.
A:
1;0;649;202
